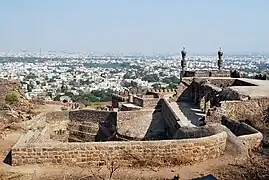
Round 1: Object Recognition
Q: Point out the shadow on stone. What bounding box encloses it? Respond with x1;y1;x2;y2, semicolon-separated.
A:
3;150;12;165
142;109;170;140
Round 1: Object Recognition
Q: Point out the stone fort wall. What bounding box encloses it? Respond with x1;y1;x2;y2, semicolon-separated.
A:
12;128;227;167
11;106;228;167
221;116;263;151
219;99;269;122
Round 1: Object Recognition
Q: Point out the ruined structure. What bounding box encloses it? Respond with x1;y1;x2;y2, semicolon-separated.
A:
11;74;267;168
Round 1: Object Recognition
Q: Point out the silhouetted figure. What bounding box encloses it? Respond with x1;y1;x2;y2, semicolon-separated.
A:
217;47;223;70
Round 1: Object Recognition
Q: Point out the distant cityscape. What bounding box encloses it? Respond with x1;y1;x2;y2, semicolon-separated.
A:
1;51;269;103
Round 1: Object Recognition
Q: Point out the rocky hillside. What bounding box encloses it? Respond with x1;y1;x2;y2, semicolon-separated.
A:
0;79;38;133
0;79;24;103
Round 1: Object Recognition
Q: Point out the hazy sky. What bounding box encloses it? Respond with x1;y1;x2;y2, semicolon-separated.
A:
1;0;269;54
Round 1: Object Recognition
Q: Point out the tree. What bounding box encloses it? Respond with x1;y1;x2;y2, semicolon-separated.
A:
142;74;159;82
162;76;180;84
122;80;138;88
152;83;161;89
167;83;178;89
24;73;38;80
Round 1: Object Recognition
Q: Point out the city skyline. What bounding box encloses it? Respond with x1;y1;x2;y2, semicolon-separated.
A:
1;0;269;53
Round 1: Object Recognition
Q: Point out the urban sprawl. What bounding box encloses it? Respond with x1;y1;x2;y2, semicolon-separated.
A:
1;51;269;103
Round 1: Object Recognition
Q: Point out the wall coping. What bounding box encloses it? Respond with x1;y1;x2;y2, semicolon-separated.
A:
13;130;227;148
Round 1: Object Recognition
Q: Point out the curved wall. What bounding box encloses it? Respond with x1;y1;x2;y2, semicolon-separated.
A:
12;131;227;167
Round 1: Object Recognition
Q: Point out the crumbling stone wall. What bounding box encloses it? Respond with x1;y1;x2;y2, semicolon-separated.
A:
117;110;153;123
44;111;70;142
117;110;154;138
238;131;263;151
68;121;99;142
37;110;117;142
142;98;160;108
69;110;117;142
133;96;144;107
11;131;227;167
112;94;128;108
173;126;215;139
220;99;269;126
221;116;263;150
69;110;115;124
221;116;258;136
174;81;191;102
132;96;159;108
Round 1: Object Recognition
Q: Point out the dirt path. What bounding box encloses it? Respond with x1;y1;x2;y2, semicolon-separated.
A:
0;153;246;180
34;104;63;113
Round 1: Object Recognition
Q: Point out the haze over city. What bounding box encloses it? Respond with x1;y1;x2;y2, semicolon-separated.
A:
1;0;269;54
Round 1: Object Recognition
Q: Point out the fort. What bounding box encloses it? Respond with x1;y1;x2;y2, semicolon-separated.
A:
10;70;268;169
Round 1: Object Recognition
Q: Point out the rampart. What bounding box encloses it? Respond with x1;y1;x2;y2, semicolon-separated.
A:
11;108;228;167
12;127;227;167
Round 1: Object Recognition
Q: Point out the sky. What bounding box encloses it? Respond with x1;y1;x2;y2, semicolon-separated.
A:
0;0;269;54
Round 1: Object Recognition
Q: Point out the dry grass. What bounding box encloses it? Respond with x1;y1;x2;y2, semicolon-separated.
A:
0;170;32;180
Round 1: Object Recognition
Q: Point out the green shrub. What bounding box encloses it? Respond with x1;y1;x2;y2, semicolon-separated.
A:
61;106;69;111
5;91;19;104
